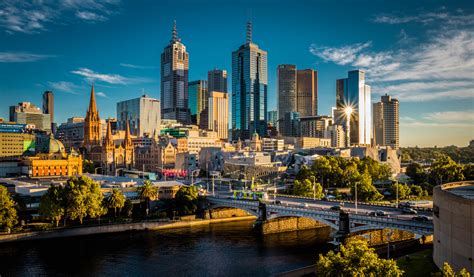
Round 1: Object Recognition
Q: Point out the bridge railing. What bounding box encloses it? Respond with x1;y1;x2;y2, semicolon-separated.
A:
269;193;433;212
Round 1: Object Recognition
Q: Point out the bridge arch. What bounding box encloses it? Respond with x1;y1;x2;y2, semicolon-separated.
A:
207;204;260;218
267;213;339;230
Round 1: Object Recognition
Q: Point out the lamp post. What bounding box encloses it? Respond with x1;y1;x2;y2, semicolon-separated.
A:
190;169;199;186
311;176;316;200
344;106;353;147
355;181;358;214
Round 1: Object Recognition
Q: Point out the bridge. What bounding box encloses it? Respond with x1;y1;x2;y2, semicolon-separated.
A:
208;197;433;236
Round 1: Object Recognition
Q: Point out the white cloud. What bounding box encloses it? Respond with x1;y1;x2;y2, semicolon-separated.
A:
0;52;54;62
424;111;474;122
0;0;121;34
309;42;372;65
120;63;157;69
372;10;474;27
71;68;153;85
47;81;80;94
96;91;107;97
76;11;106;22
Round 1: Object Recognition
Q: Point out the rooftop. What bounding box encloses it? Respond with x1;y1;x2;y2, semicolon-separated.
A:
447;183;474;200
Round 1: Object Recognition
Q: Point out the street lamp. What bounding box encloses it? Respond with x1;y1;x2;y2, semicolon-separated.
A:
190;169;200;186
344;106;353;147
311;176;316;200
354;181;358;214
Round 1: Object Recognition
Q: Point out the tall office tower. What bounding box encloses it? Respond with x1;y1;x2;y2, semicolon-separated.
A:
117;94;161;137
208;69;227;93
10;102;51;132
297;69;318;117
335;70;371;145
277;65;318;136
84;84;102;147
188;80;208;125
161;20;190;124
373;94;399;148
42;91;54;125
277;64;297;135
267;110;278;127
208;91;229;140
232;21;268;140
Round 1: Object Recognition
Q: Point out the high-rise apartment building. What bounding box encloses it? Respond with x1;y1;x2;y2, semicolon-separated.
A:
208;69;227;93
117;94;161;137
277;65;318;136
42;91;54;127
188;80;208;125
10;102;51;132
161;21;190;124
373;94;399;148
335;70;371;145
208;91;229;140
232;22;268;140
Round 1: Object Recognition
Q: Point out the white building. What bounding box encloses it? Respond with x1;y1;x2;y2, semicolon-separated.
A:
117;95;161;137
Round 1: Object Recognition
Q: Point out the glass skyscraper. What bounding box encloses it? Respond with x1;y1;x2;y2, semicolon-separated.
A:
335;70;372;145
231;22;268;140
188;80;208;125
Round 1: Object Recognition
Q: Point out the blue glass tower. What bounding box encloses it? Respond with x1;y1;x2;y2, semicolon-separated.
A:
231;22;268;140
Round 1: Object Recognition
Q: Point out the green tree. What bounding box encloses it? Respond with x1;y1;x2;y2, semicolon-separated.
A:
295;165;314;182
410;185;424;198
406;162;427;184
39;186;65;227
123;199;133;217
390;183;411;200
0;186;18;233
138;180;158;215
432;262;471;277
293;179;313;197
350;171;383;202
315;240;403;276
311;157;332;188
359;157;391;181
430;156;464;185
462;164;474;180
64;176;105;224
174;186;199;215
83;159;95;174
106;189;126;217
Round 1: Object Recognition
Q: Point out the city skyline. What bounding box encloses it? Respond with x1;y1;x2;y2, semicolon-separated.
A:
0;0;473;146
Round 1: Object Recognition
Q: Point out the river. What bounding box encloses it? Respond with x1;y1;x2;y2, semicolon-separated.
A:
0;220;332;276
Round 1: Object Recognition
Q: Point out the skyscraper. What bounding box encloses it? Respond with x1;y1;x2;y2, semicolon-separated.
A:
42;91;54;126
335;70;372;145
208;69;227;93
116;94;161;137
232;21;268;140
297;69;318;117
277;65;318;136
188;80;208;125
373;94;399;148
277;65;297;135
208;91;229;140
161;20;190;124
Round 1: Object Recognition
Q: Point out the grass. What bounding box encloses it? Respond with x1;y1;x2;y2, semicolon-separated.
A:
397;248;439;277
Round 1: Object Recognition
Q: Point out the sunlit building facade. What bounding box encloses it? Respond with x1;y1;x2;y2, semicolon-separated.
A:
188;80;208;125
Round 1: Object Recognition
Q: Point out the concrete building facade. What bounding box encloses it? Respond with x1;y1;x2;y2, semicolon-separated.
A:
116;95;161;137
208;91;229;140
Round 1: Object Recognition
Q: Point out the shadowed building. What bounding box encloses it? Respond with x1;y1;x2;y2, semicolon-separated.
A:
373;94;399;149
208;69;227;93
188;80;208;125
232;21;268;140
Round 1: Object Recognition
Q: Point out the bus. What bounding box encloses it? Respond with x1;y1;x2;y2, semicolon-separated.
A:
233;190;269;201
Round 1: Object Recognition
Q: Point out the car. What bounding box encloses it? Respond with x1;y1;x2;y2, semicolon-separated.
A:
322;195;336;201
412;215;430;222
368;210;387;216
330;205;341;211
401;207;418;215
301;203;309;208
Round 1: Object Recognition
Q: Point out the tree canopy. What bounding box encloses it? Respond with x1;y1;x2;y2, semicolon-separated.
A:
315;240;403;277
39;186;65;227
0;186;18;232
106;188;126;217
174;186;199;215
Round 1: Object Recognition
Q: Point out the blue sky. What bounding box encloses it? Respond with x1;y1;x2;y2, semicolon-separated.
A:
0;0;473;147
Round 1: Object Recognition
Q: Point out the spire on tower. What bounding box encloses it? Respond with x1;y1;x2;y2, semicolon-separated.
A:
88;83;97;114
246;21;252;44
105;120;113;147
171;20;179;43
124;120;132;147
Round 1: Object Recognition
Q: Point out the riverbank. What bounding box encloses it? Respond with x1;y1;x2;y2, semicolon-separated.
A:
0;215;257;244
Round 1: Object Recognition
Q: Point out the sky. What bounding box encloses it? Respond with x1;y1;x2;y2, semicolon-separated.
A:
0;0;473;147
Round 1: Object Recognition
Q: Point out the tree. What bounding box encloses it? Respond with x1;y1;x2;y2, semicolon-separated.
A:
138;180;158;215
174;186;199;215
106;189;126;217
410;185;424;198
39;186;65;227
463;164;474;180
0;186;18;233
311;157;332;188
83;159;95;174
432;262;471;277
123;199;133;217
64;176;105;224
295;165;314;182
359;157;391;181
430;156;464;185
293;179;313;197
390;183;411;200
350;171;383;202
406;162;427;184
315;240;403;276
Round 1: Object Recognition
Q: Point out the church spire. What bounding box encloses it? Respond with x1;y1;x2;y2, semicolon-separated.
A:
171;20;179;43
105;120;113;147
87;83;98;116
124;120;132;147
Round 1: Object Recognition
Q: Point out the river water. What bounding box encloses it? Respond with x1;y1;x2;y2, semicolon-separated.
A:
0;221;332;276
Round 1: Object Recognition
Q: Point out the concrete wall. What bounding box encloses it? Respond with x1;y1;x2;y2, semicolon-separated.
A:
433;182;474;273
203;207;254;219
261;216;331;236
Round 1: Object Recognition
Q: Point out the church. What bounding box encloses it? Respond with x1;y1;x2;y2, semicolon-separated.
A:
82;84;134;175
